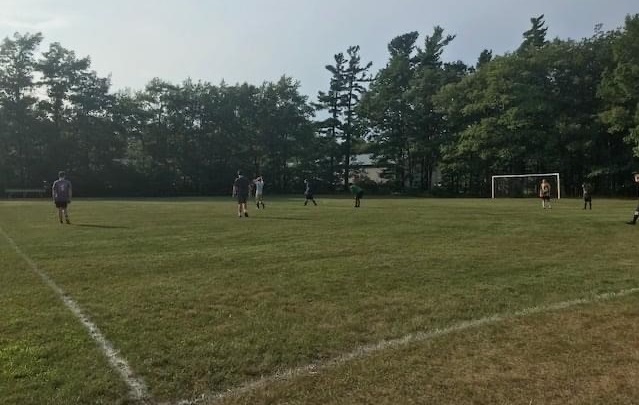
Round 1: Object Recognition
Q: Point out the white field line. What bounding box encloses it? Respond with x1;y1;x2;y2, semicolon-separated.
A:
173;287;639;405
0;226;150;403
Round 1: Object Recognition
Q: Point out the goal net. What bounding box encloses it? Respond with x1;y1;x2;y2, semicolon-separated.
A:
491;173;561;199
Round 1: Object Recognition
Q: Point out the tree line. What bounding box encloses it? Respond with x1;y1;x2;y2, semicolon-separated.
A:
1;14;638;197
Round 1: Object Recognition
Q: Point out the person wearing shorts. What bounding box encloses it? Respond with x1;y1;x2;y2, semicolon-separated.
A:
303;179;317;206
254;176;265;209
349;183;364;208
52;171;72;224
539;178;551;209
582;182;593;210
233;170;250;218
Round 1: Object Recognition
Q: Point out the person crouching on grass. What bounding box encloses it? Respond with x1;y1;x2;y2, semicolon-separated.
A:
626;172;639;225
52;171;72;224
233;170;250;218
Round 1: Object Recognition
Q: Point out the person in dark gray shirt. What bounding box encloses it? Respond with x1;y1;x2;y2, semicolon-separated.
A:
52;171;72;224
233;170;250;218
582;182;593;210
303;179;317;206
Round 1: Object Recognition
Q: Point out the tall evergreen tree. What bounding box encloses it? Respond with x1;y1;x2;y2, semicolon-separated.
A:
341;46;372;189
476;49;493;70
599;14;639;158
519;15;549;52
315;47;371;189
315;52;347;189
409;26;460;190
38;43;90;127
0;32;43;188
360;32;419;190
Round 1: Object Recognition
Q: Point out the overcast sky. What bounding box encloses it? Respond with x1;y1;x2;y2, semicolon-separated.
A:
1;0;638;97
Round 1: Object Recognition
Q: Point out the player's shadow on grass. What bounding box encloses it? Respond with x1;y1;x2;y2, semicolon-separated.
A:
257;216;309;221
75;224;130;229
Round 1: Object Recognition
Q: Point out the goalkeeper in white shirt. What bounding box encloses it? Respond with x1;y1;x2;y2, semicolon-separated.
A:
254;176;265;209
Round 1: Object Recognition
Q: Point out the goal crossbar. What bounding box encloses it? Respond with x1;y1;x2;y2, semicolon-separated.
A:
491;172;560;199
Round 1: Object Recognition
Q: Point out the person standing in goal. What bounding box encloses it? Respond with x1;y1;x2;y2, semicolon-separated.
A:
539;178;551;209
52;171;72;224
254;176;265;209
626;173;639;225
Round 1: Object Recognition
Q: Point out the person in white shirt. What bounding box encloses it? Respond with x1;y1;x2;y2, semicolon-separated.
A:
254;176;265;209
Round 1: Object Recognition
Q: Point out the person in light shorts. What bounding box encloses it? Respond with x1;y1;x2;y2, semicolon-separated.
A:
254;176;265;209
539;178;551;209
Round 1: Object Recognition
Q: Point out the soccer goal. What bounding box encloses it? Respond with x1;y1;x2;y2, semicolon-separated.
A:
491;173;561;199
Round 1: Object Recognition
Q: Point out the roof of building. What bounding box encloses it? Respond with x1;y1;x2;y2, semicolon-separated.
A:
352;154;376;166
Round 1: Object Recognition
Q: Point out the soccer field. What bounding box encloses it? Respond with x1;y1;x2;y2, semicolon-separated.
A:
2;197;638;405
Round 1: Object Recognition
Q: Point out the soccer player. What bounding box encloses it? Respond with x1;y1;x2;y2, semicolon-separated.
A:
582;182;593;210
626;172;639;225
52;171;72;224
349;183;364;208
539;178;551;209
233;170;250;218
248;181;255;199
303;179;317;206
254;176;265;209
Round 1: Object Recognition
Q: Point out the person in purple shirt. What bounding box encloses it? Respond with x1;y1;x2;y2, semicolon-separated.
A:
52;171;72;224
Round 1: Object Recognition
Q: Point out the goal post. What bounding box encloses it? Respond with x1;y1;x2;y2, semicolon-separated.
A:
491;172;561;199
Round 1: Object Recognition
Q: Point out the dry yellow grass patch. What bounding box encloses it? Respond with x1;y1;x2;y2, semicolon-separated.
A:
219;294;639;405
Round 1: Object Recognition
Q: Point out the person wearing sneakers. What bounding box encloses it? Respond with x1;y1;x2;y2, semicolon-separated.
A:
349;183;364;208
303;179;317;206
582;182;593;210
52;171;72;224
233;170;250;218
254;176;265;209
626;172;639;225
539;178;551;209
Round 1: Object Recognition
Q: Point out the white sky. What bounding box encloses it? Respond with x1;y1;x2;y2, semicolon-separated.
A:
1;0;638;98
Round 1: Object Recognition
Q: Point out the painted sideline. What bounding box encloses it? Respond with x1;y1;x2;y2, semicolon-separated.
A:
0;225;151;403
174;287;639;405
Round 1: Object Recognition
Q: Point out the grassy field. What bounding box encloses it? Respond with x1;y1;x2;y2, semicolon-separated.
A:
1;196;638;405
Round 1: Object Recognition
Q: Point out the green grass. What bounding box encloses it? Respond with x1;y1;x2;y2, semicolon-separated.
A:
1;197;638;404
